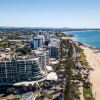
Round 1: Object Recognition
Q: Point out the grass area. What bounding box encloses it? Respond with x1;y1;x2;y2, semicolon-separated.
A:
52;63;60;71
42;91;53;99
83;87;93;100
79;50;89;67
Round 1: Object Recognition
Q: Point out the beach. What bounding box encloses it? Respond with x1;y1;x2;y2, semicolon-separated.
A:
80;45;100;100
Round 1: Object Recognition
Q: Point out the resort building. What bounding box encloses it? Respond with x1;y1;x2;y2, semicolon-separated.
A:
0;31;60;85
33;48;50;67
0;56;47;84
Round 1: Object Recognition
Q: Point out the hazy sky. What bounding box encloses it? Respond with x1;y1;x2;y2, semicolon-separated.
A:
0;0;100;28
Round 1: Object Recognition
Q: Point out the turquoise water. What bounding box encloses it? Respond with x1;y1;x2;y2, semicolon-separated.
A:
67;30;100;48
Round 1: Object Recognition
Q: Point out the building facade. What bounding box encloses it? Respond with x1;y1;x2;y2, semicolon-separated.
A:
0;58;46;83
49;46;59;59
32;37;43;49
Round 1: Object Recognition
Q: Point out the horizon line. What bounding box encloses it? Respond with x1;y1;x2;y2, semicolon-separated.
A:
0;26;100;29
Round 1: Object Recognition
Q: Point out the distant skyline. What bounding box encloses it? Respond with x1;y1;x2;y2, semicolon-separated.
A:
0;0;100;28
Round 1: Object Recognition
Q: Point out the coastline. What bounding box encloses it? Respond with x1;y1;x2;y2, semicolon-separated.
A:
64;32;100;100
74;40;100;100
72;37;100;100
80;45;100;100
65;30;100;50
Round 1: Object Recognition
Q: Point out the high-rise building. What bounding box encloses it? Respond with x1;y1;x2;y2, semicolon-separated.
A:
32;37;43;49
32;30;46;49
33;48;47;68
0;57;47;84
48;35;59;59
45;50;50;65
49;46;59;59
44;32;50;41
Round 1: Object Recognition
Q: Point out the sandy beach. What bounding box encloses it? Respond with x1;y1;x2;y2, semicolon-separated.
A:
81;46;100;100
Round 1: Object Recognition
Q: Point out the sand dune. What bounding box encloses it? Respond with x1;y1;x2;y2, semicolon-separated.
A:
81;46;100;100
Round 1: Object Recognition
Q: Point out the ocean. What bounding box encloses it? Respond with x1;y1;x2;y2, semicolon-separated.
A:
66;30;100;48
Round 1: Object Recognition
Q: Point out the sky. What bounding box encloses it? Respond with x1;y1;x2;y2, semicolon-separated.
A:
0;0;100;28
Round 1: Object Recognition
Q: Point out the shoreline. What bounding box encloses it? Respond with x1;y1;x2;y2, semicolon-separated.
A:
75;40;100;100
74;38;100;50
65;30;100;50
64;29;100;34
63;32;100;100
80;45;100;100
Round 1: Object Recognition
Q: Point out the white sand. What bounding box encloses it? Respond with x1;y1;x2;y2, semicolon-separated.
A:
61;36;73;40
81;46;100;100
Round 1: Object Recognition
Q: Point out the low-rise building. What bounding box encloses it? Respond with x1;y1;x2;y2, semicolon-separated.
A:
21;92;36;100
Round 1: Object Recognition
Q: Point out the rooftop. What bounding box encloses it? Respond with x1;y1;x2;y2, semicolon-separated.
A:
21;92;36;100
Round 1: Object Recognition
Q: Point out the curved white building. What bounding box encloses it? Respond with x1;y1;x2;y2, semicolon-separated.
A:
0;57;47;84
